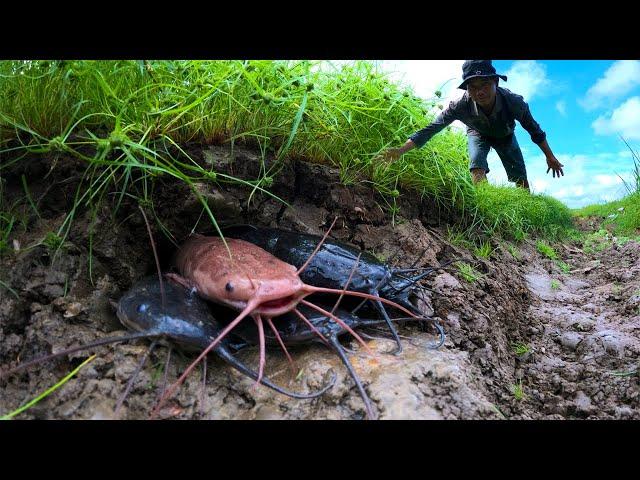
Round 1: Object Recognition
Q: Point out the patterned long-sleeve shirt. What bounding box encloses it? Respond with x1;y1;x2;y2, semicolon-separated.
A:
409;87;546;147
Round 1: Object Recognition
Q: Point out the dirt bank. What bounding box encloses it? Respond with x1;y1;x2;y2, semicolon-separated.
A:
1;145;638;419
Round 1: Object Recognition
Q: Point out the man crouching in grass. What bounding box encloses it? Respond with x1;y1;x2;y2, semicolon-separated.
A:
382;60;564;190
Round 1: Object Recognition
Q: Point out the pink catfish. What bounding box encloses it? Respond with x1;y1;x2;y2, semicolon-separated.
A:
156;226;421;415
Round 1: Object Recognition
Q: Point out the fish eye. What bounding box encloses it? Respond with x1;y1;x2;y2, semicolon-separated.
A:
137;303;148;313
225;282;234;292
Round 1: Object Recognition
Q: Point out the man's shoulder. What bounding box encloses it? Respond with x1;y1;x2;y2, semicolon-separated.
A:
498;87;526;106
446;92;471;112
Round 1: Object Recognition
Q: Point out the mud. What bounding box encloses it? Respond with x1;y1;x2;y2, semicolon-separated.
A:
1;144;638;419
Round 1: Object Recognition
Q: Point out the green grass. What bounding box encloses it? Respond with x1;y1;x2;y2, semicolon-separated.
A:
505;242;522;260
610;367;638;377
146;361;166;391
21;174;41;220
573;140;640;236
536;240;558;260
616;235;640;246
455;262;482;283
620;137;640;195
491;404;507;419
1;354;96;419
550;279;561;290
43;231;64;252
575;199;640;238
511;379;526;401
473;240;494;259
0;278;20;300
0;60;577;243
0;212;15;255
556;260;571;273
445;226;474;249
512;342;531;356
471;182;573;240
582;229;613;254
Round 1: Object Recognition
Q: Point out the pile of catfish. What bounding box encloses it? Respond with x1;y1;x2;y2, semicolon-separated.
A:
0;145;533;420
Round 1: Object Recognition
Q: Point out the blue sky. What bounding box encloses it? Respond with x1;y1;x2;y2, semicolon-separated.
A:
376;60;640;208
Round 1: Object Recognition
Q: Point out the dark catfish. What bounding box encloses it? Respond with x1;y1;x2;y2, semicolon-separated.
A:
2;277;336;400
223;225;444;354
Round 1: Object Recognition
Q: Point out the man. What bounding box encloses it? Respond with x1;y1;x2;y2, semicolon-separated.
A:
382;60;564;190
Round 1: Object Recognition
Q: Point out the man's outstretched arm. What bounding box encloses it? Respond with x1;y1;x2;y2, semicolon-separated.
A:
380;101;460;162
383;139;417;162
536;138;564;178
508;92;564;179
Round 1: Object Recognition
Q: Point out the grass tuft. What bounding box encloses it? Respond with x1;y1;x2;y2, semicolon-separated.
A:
473;240;494;259
511;379;526;401
536;240;558;260
43;231;64;252
455;261;482;283
512;342;531;356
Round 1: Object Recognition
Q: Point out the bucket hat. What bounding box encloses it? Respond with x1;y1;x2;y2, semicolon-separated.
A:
458;60;507;89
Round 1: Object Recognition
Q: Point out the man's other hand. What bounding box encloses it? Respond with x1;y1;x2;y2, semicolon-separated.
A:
546;155;564;178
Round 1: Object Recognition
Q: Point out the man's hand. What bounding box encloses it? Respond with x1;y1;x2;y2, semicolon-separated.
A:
546;155;564;178
376;140;416;164
378;147;403;164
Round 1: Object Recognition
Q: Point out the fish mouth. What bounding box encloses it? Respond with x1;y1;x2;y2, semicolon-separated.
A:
116;306;140;333
256;295;298;316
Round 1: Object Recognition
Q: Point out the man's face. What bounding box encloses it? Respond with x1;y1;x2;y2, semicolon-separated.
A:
466;77;497;108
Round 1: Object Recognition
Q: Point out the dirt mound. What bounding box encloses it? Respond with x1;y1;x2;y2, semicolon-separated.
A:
1;145;638;419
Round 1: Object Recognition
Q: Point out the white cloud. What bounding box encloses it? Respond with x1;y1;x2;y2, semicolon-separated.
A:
532;178;550;192
556;100;567;116
379;60;465;103
592;96;640;140
379;60;467;131
502;61;550;102
579;61;640;111
594;174;623;186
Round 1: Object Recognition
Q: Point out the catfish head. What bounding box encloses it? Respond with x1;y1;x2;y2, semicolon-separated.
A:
171;235;309;318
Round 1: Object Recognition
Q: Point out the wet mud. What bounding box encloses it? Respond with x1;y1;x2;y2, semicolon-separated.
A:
1;144;638;419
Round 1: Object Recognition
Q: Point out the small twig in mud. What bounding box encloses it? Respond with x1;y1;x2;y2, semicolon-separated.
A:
268;368;287;379
115;341;157;415
138;205;165;310
610;368;638;377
